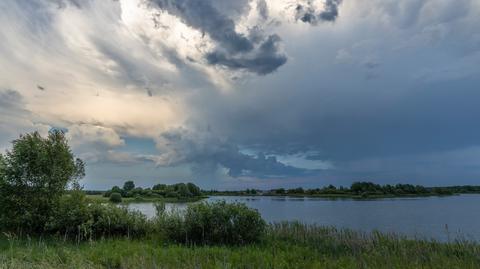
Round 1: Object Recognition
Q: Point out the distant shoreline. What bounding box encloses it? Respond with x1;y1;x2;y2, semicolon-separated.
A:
85;194;207;204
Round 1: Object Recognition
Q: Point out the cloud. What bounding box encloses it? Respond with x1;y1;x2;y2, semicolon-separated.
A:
49;0;85;9
67;124;125;149
0;89;51;152
146;0;287;75
205;34;286;75
154;128;315;177
257;0;269;20
295;0;342;25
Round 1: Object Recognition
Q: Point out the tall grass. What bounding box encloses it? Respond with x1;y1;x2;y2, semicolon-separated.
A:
1;222;480;269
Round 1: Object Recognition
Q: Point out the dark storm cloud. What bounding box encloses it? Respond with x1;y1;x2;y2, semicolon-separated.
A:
158;128;315;178
146;0;287;75
206;34;287;75
295;0;342;25
189;72;480;179
257;0;269;20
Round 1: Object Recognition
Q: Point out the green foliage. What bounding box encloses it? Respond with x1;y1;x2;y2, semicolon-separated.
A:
106;181;203;200
155;201;266;245
109;193;122;203
0;131;85;234
152;183;166;191
46;192;148;240
123;181;135;192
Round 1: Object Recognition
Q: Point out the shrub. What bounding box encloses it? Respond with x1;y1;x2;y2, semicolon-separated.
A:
155;201;266;245
46;188;92;240
88;204;149;238
47;192;149;240
109;193;122;203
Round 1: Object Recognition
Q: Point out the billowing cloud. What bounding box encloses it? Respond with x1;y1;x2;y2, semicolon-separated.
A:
295;0;342;24
67;124;125;149
145;0;287;75
154;128;315;177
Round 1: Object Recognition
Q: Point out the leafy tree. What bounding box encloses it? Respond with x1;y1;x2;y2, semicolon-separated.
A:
274;188;286;194
123;181;135;192
112;186;122;193
109;192;122;203
186;182;201;196
0;131;85;233
0;154;5;179
176;183;192;197
153;184;166;191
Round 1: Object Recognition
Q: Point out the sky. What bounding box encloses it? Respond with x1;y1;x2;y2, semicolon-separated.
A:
1;0;480;190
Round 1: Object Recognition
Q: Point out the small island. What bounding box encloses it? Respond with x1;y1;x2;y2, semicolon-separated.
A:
85;181;206;203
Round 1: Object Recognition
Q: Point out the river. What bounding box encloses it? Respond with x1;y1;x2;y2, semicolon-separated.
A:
127;194;480;242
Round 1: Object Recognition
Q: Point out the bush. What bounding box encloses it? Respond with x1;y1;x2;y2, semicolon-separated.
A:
155;201;266;245
47;191;149;240
46;189;92;240
109;193;122;203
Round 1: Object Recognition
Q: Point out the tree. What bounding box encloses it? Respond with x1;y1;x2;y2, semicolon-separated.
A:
186;182;201;196
0;130;85;233
111;185;122;193
109;192;122;203
152;184;166;191
123;181;135;192
176;183;192;197
0;154;5;179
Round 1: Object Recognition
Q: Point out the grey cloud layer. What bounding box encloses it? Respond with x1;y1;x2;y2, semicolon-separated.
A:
146;0;287;75
295;0;342;24
157;128;315;178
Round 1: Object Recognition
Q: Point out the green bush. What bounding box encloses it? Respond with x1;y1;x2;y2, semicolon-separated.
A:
47;191;149;240
155;201;266;245
109;193;122;203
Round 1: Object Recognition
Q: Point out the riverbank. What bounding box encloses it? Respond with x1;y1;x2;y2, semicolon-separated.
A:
1;223;478;269
207;192;459;200
85;194;207;204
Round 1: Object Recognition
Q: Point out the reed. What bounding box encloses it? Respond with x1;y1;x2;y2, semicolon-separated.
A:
1;222;479;269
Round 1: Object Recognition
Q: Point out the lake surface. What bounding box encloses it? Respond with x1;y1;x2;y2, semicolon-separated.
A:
127;194;480;242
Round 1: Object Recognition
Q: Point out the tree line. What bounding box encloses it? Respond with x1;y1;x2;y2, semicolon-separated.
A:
102;181;202;202
207;182;480;198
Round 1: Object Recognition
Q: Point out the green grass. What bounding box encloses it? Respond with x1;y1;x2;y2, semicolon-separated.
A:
85;195;207;204
1;223;479;269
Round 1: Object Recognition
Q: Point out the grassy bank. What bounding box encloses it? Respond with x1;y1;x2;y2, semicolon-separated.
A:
1;223;479;269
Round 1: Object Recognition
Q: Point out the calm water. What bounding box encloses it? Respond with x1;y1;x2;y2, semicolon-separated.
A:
127;194;480;242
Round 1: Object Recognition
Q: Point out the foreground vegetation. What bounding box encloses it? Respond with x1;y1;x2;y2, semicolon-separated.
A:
1;222;480;269
206;181;480;199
